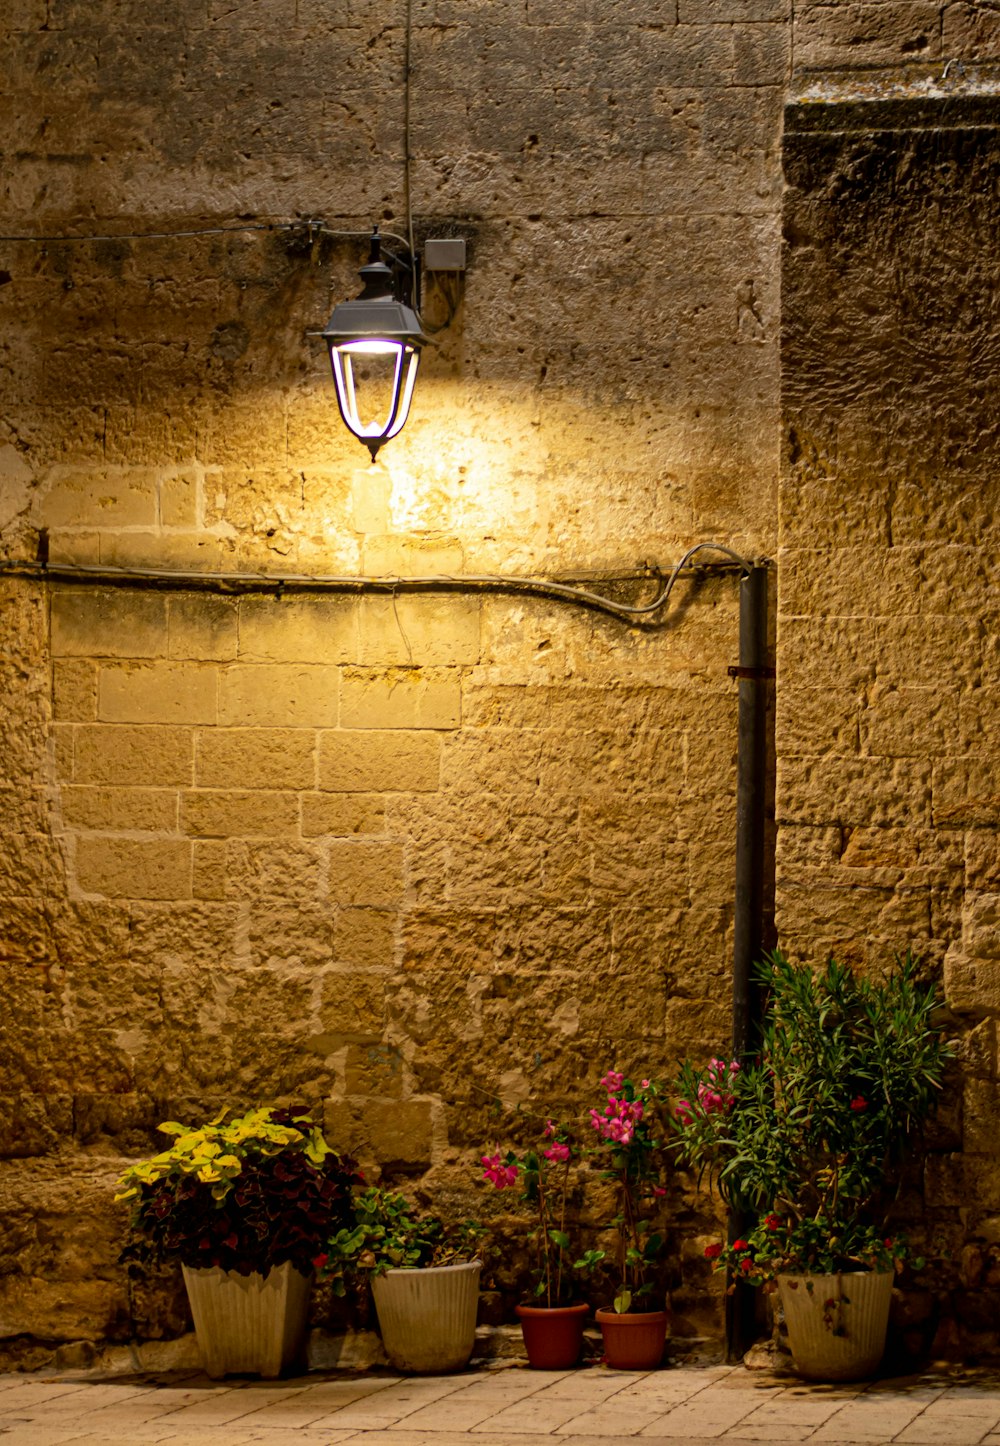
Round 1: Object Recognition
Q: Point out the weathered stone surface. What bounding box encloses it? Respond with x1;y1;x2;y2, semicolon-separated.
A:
1;3;999;1365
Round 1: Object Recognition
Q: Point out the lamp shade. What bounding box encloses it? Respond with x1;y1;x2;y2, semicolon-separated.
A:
321;252;427;461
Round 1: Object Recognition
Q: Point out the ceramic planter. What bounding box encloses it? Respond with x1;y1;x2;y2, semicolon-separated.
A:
777;1271;894;1382
371;1259;481;1373
595;1307;668;1370
181;1262;312;1379
516;1302;589;1369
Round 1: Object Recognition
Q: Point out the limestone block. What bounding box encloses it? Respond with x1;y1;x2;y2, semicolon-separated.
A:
775;685;861;755
963;894;1000;960
52;660;97;721
98;532;236;572
60;786;179;832
224;840;324;901
324;1098;434;1171
51;589;167;659
98;662;218;725
75;837;192;901
71;724;193;787
103;406;197;466
499;905;615;978
166;596;239;662
334;908;398;969
960;688;1000;756
943;2;1000;53
37;466;157;528
964;1079;1000;1156
363;533;466;575
777;755;933;827
195;726;316;790
192;840;228;901
344;1044;405;1100
862;685;960;760
0;1275;126;1343
328;840;405;907
244;905;336;968
159;467;199;528
793;2;943;67
933;759;1000;828
181;788;299;838
237;596;359;665
732;21;789;85
357;596;481;668
218;663;339;727
301;793;385;837
967;835;1000;891
945;951;1000;1017
340;669;462;730
680;0;787;17
319;730;441;793
401;909;499;973
318;971;387;1043
0;1094;73;1159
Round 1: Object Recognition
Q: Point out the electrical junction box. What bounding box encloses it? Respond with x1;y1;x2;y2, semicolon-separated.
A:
423;238;466;271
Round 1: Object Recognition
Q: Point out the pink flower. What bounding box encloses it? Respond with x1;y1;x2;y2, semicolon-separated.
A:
652;1185;667;1198
600;1069;625;1092
640;1079;650;1088
674;1100;693;1125
543;1119;556;1139
481;1152;519;1189
543;1142;571;1163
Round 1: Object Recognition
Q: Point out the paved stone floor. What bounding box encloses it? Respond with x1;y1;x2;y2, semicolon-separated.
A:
2;1364;1000;1446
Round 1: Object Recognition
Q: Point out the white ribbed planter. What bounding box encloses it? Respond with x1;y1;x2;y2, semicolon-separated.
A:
371;1260;481;1373
182;1262;312;1380
778;1271;893;1382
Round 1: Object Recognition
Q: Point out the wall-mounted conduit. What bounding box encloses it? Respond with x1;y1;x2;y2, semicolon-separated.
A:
0;541;756;626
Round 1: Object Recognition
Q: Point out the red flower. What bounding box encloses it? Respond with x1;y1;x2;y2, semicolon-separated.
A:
740;1258;754;1273
704;1243;723;1260
312;1253;329;1271
850;1096;868;1112
764;1214;780;1231
732;1239;749;1252
884;1238;894;1249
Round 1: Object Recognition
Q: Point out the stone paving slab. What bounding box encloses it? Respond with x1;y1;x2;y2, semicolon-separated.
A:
1;1363;1000;1445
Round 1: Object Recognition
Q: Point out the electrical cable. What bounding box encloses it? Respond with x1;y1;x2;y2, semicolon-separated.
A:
0;544;758;626
0;219;414;252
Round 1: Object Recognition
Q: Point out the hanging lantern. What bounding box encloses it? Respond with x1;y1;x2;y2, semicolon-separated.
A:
320;228;427;462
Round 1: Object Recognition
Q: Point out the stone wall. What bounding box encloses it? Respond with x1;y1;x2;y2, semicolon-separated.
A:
779;79;1000;1353
0;0;998;1361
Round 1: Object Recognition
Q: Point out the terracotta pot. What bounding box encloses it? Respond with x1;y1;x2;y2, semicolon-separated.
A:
777;1271;893;1382
371;1259;481;1373
516;1302;589;1369
595;1307;668;1370
181;1262;312;1379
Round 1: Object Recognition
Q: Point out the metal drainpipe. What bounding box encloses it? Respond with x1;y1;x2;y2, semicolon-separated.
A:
725;562;772;1362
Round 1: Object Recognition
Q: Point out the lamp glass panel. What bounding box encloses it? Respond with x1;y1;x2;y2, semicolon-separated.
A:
330;340;417;441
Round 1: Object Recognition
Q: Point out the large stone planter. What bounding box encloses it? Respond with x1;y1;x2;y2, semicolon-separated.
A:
182;1262;312;1379
371;1260;481;1373
778;1271;893;1382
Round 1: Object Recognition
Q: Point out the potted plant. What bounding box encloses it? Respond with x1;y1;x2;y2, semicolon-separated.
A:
586;1070;670;1369
114;1105;360;1379
671;952;954;1381
320;1185;484;1373
479;1119;598;1369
